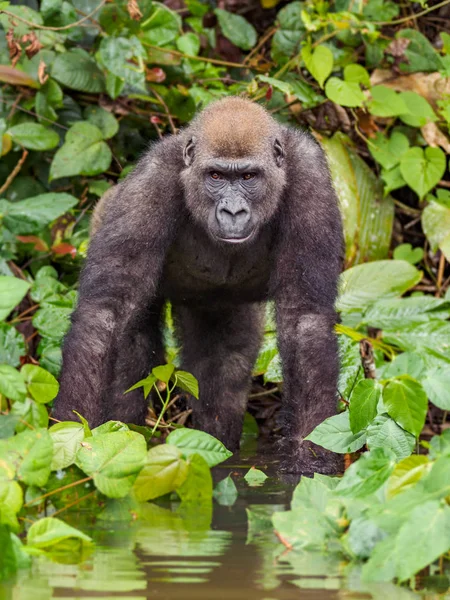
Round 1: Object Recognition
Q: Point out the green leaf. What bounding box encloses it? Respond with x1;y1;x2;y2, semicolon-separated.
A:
214;9;257;50
2;193;78;234
336;447;396;497
362;501;450;582
397;29;444;73
422;200;450;261
387;455;430;498
166;428;232;467
2;428;53;486
173;370;199;398
325;77;364;107
392;243;423;265
349;379;381;434
141;3;182;46
177;453;213;503
368;131;409;171
76;431;147;498
368;85;409;117
337;260;422;312
52;49;105;93
383;321;450;357
305;411;366;453
400;146;446;200
49;422;85;470
366;415;415;460
0;276;30;321
343;63;370;87
176;32;200;56
0;365;26;402
27;516;92;551
383;376;428;437
363;296;447;330
99;36;146;90
152;363;175;383
83;106;119;139
422;367;450;410
8;124;59;151
21;364;59;404
213;474;238;506
133;444;188;501
0;480;22;530
125;373;157;399
0;323;25;367
257;75;292;95
50;122;112;180
399;91;437;127
301;45;333;88
244;467;268;486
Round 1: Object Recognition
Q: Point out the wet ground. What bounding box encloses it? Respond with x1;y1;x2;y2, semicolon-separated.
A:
4;442;446;600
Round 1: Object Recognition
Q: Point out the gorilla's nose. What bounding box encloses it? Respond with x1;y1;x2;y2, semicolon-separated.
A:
217;206;250;229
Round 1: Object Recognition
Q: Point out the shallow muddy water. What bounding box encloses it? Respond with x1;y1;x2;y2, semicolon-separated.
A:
3;446;446;600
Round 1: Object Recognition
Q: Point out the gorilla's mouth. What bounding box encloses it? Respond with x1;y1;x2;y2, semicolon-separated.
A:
216;230;256;244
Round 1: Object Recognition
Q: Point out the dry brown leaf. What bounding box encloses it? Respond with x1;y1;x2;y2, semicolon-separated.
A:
6;29;21;67
22;32;43;60
421;122;450;153
370;69;450;110
37;59;48;85
127;0;143;20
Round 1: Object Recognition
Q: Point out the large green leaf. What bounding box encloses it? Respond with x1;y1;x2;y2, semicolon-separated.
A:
422;200;450;261
349;379;381;434
99;36;146;89
166;428;233;467
52;49;105;93
325;78;364;107
383;376;428;437
0;365;26;402
366;415;415;460
321;135;394;265
336;447;396;497
49;422;85;471
141;3;182;46
400;147;446;200
214;9;257;50
21;364;59;404
0;276;30;321
8;124;59;151
27;517;92;551
76;431;147;498
2;193;78;234
177;453;213;503
133;444;188;501
383;321;450;357
1;429;53;487
337;260;422;313
50;122;112;180
305;411;366;453
301;45;333;88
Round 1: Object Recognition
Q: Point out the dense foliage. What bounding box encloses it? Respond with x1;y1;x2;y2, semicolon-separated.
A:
0;0;450;591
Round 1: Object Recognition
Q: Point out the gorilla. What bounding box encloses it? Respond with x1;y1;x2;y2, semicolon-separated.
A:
53;96;343;474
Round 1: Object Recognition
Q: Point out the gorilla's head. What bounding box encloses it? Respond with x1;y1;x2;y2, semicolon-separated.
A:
181;97;287;245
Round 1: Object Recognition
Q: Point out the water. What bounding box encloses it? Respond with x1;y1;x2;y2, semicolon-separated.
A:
3;447;447;600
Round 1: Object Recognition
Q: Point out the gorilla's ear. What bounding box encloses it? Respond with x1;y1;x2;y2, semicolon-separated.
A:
183;137;196;166
274;138;285;167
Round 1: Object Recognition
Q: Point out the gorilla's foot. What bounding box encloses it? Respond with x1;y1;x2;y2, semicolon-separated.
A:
278;439;344;476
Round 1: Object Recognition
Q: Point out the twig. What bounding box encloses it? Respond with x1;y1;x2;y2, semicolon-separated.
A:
24;476;92;508
359;339;377;379
243;26;277;65
51;490;97;517
373;0;450;25
143;43;259;70
149;87;177;134
0;0;107;31
0;149;28;196
436;252;446;296
249;387;279;398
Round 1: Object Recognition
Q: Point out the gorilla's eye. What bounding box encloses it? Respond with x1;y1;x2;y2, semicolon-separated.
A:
242;173;255;180
210;172;222;180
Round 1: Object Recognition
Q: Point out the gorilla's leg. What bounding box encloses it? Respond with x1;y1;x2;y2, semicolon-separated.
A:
175;303;263;451
276;308;342;474
106;299;165;424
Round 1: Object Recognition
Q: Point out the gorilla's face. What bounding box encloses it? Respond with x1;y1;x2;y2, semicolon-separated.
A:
182;138;286;246
203;160;264;243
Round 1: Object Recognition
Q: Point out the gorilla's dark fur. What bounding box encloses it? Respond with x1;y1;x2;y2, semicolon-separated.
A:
53;97;344;474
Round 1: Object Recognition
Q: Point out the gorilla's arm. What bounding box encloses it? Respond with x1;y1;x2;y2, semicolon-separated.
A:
272;129;343;473
53;136;184;426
